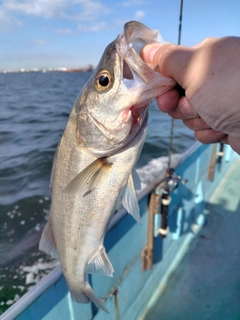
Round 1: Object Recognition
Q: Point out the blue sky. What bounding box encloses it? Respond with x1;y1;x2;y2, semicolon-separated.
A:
0;0;240;71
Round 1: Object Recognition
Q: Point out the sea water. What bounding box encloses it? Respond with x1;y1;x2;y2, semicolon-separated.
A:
0;71;195;313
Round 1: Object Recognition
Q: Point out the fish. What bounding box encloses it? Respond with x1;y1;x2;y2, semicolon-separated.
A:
39;21;175;312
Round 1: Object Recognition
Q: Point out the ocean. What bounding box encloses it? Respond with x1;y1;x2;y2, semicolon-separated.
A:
0;71;195;313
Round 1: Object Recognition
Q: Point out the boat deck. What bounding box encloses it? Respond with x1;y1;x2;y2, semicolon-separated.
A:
143;158;240;320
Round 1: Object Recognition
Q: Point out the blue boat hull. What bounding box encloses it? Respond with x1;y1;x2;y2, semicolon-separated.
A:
1;142;239;320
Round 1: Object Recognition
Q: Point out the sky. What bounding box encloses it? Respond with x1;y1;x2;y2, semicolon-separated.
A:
0;0;240;71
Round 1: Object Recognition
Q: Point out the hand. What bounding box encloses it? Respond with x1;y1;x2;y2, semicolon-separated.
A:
141;37;240;154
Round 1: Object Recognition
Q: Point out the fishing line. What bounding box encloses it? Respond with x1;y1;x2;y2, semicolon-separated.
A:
167;0;184;169
155;0;185;240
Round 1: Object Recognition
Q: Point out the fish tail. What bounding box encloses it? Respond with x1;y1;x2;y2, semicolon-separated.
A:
71;282;109;313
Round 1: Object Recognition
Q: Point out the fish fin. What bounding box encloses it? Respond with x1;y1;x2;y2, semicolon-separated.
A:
71;291;89;304
39;221;59;259
132;167;142;190
122;174;141;224
64;157;112;194
49;144;60;194
86;246;114;277
71;281;109;313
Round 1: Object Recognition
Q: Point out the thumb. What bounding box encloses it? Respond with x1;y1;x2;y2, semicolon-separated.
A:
141;43;193;89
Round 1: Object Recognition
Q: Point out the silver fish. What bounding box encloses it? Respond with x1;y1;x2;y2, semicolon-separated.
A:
39;21;175;312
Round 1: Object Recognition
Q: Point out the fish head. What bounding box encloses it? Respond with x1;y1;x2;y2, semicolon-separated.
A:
76;21;176;156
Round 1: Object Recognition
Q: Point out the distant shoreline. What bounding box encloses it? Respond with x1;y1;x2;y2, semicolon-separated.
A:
0;65;94;74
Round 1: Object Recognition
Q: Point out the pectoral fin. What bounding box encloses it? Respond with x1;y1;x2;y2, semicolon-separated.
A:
39;221;59;259
122;173;141;224
64;157;112;195
132;167;142;190
86;246;114;277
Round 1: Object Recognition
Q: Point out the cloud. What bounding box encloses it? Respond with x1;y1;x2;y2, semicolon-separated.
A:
135;10;145;19
0;0;113;35
54;28;75;35
115;10;145;27
33;39;47;46
0;0;111;21
0;8;22;32
63;1;111;21
121;0;146;7
78;21;107;32
1;0;66;18
0;0;111;32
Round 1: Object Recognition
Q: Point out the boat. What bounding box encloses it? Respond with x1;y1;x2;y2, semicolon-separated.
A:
1;141;239;320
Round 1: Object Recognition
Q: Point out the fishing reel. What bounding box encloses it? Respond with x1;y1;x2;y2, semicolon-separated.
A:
154;168;187;238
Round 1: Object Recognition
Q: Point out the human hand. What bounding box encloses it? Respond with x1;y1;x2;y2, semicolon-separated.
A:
141;37;240;154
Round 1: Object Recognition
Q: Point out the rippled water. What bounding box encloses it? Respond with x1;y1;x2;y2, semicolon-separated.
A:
0;71;195;313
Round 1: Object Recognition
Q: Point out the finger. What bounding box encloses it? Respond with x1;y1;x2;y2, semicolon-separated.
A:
141;43;194;89
220;136;229;144
183;118;210;131
178;96;198;118
194;129;227;144
167;96;197;119
140;43;163;68
156;88;180;113
227;136;240;154
193;37;216;48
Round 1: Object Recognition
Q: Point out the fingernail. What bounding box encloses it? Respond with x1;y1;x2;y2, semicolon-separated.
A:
141;44;162;63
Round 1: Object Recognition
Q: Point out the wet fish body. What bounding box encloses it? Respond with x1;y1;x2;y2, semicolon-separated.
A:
40;21;175;312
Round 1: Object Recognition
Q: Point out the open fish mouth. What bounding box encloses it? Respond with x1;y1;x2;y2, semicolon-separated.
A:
116;21;167;85
115;21;175;112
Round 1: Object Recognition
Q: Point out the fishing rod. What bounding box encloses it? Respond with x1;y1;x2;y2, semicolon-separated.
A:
167;0;184;170
159;0;185;238
143;1;185;270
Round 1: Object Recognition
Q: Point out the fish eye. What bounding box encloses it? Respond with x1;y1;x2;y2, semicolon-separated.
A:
99;75;109;86
95;71;113;91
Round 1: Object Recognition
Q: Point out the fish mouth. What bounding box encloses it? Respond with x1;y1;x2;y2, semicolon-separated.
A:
116;21;165;84
115;21;175;110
